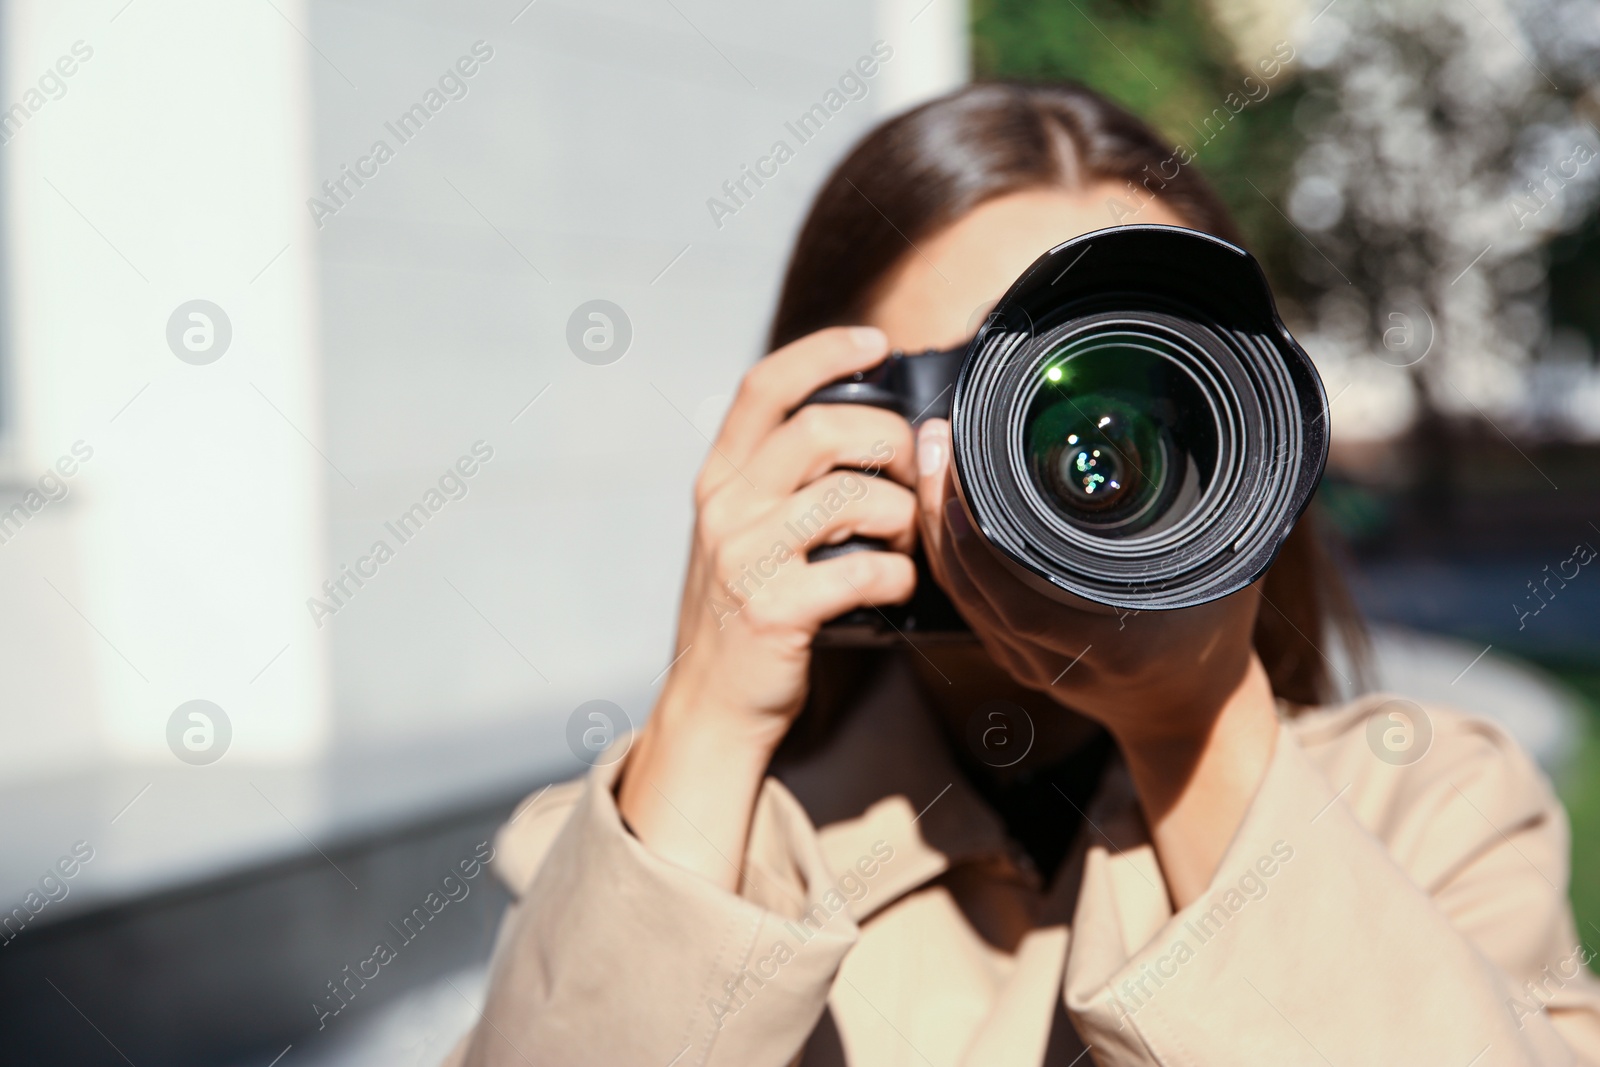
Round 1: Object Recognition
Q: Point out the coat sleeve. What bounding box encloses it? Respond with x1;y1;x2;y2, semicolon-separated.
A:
1063;706;1600;1066
447;752;858;1067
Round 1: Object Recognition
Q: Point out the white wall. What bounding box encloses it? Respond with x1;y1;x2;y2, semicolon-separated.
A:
1;0;329;779
307;0;969;750
0;0;967;903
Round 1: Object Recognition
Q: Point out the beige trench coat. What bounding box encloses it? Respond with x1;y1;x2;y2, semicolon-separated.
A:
448;659;1600;1065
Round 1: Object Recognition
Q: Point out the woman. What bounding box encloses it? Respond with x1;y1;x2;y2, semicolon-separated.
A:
451;84;1600;1065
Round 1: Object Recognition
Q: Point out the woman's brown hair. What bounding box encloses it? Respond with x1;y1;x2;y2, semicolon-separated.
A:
769;81;1366;708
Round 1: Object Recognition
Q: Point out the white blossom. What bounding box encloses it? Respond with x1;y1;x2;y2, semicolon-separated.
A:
1288;0;1600;440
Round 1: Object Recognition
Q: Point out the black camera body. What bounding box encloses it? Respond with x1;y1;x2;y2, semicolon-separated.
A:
800;224;1328;644
804;345;965;425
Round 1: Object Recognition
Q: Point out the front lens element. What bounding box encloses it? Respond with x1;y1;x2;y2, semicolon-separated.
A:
1028;394;1160;516
1021;338;1214;537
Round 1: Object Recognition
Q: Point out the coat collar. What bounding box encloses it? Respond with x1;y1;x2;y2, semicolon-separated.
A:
774;654;1097;924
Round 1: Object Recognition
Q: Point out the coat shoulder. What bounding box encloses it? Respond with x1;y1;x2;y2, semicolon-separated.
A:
1286;693;1562;889
491;774;588;895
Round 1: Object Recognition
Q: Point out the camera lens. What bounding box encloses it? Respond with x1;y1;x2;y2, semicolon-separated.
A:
949;228;1327;613
1022;337;1213;537
802;227;1327;633
954;308;1264;608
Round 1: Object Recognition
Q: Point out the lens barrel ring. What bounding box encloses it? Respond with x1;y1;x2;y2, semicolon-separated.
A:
1005;313;1247;555
951;301;1311;610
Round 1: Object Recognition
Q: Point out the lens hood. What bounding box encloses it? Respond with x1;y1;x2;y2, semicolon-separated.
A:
949;224;1327;611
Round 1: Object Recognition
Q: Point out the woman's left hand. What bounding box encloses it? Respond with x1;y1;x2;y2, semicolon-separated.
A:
913;417;1284;906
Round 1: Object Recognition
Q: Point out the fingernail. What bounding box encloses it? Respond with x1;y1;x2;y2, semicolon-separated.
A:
917;422;946;476
945;498;973;540
849;326;887;351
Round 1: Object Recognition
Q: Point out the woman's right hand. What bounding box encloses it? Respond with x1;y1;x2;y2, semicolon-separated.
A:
616;326;919;891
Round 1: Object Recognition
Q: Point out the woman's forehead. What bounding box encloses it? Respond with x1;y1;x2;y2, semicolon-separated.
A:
863;186;1191;352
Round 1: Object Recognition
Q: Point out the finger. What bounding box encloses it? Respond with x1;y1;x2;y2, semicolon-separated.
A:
743;403;916;496
913;419;978;598
715;473;914;595
772;471;918;556
776;550;917;629
916;418;1051;632
936;486;1071;642
915;418;953;536
915;422;1088;682
914;420;1005;623
711;326;890;479
910;474;1037;679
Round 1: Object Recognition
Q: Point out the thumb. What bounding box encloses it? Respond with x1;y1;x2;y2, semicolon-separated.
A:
915;419;952;529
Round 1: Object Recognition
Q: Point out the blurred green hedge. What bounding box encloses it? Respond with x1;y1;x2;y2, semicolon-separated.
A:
972;0;1306;304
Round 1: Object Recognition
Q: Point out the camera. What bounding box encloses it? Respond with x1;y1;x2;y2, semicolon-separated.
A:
801;224;1328;642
